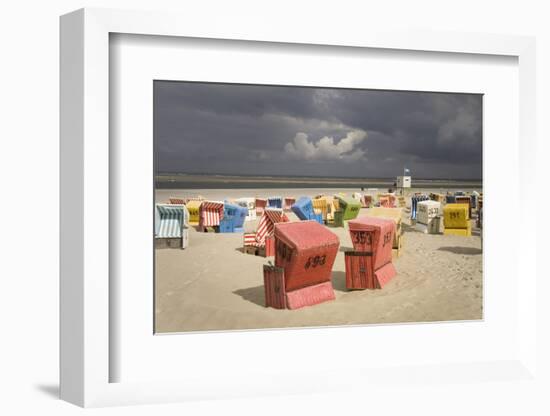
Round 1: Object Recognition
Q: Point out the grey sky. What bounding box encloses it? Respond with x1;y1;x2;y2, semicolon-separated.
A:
154;81;482;179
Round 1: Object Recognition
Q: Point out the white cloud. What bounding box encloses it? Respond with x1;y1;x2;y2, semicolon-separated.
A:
284;129;367;162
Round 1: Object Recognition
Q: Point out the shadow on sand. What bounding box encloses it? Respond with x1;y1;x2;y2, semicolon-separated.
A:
339;246;354;253
401;222;421;233
438;246;482;255
234;271;348;307
233;286;265;307
331;271;348;292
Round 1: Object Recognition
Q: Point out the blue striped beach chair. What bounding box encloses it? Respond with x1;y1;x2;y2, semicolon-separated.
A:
267;196;283;209
411;195;429;221
291;197;323;224
155;204;189;248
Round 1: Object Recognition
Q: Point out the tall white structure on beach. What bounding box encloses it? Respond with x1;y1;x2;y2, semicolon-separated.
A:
396;167;411;188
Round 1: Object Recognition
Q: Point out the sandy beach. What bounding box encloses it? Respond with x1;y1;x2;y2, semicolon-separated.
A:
154;188;482;333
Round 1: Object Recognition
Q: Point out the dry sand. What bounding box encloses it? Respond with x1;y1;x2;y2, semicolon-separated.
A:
155;189;482;333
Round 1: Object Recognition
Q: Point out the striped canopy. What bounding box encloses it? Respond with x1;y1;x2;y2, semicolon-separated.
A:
199;201;225;227
267;196;283;208
168;197;186;205
255;208;288;245
155;204;189;238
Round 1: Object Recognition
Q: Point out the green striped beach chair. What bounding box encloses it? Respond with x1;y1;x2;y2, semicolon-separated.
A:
155;204;189;249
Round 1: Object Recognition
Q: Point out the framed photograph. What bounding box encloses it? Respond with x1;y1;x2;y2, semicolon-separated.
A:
60;8;538;408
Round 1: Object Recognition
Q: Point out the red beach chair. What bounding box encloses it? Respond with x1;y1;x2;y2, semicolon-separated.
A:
255;198;267;216
243;209;288;256
361;194;373;208
345;217;396;289
263;221;339;309
198;201;224;231
168;197;186;205
283;196;296;211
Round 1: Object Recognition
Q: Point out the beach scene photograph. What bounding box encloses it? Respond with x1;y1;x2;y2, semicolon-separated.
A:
153;81;483;333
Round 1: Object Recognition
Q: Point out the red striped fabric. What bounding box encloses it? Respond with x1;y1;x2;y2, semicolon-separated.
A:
168;197;186;205
199;201;224;227
243;233;257;246
255;209;288;245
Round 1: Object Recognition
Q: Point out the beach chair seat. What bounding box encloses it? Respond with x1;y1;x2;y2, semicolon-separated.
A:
185;200;202;226
283;197;296;211
291;197;324;224
198;201;224;232
414;200;442;234
255;198;267;216
329;210;345;228
242;209;287;256
235;197;257;221
267;196;282;209
366;207;404;254
443;203;471;236
411;195;429;221
345;216;397;289
361;194;373;208
335;196;361;221
155;204;189;249
219;203;248;233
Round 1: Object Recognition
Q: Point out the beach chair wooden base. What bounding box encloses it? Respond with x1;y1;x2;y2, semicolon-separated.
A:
198;226;217;233
244;245;259;255
243;236;274;257
243;245;266;257
263;264;335;309
444;227;472;236
415;220;442;234
155;237;183;249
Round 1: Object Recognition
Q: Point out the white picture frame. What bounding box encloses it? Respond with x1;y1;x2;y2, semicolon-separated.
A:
60;8;538;408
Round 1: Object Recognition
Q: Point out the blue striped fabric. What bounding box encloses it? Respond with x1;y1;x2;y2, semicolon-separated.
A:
155;204;189;238
411;195;429;220
267;196;282;208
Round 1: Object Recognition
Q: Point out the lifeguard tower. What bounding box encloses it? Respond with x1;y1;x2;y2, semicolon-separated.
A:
396;167;411;196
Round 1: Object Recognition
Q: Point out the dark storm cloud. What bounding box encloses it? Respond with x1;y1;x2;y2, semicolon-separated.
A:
154;81;482;179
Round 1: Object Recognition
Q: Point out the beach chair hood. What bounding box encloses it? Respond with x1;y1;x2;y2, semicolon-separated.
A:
155;204;189;238
255;208;288;245
199;201;225;227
